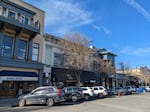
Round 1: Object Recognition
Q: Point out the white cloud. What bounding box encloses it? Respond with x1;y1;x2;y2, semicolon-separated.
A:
24;0;111;35
119;47;150;56
124;0;150;23
92;24;112;35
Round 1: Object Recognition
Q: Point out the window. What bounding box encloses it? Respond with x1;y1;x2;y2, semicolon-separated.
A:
8;11;16;19
45;45;52;65
103;55;108;60
67;88;72;92
25;17;30;25
2;7;7;17
17;39;27;60
54;53;64;66
0;6;2;15
9;82;14;91
20;15;25;23
32;43;39;61
1;35;13;58
94;88;98;90
33;90;43;95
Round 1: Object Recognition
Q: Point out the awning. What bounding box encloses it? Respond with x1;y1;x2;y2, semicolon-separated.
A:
0;70;38;83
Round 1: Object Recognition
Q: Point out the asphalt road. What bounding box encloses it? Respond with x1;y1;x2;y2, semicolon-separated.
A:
1;93;150;112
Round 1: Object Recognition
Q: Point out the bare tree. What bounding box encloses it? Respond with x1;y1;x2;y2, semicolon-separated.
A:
139;66;150;85
61;32;93;86
118;61;132;75
95;58;115;75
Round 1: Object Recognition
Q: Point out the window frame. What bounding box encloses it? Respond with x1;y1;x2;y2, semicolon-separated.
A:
8;10;17;19
54;52;64;66
32;43;39;62
17;38;28;60
1;35;14;58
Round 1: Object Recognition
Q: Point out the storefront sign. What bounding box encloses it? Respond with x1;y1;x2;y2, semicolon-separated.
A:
0;76;38;82
90;80;96;83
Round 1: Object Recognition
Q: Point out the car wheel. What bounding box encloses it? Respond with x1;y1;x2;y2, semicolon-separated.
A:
84;94;90;100
99;93;103;98
19;99;25;107
71;95;78;102
46;98;54;107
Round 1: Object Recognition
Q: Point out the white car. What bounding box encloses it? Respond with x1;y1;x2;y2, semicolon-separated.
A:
144;86;150;92
81;87;94;100
91;86;108;97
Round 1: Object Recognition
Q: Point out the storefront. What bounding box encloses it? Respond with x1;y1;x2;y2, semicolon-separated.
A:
80;71;100;86
51;67;77;87
51;67;100;87
0;70;38;97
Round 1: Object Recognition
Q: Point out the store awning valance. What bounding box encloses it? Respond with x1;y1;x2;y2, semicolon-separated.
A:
0;70;38;83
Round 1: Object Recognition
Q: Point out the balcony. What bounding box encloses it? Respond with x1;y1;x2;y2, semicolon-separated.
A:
0;11;40;34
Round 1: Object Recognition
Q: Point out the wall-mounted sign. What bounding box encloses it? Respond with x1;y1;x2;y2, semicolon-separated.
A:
0;76;38;82
90;80;96;83
66;74;73;80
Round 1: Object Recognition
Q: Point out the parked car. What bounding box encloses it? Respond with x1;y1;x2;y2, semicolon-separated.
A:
136;87;146;93
91;86;108;97
108;87;130;95
63;86;84;102
125;86;136;94
81;87;94;100
142;86;150;92
18;86;65;107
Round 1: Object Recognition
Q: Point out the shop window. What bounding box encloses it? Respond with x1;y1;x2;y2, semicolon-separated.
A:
32;43;39;61
1;35;13;58
17;39;27;60
9;82;14;91
1;84;7;91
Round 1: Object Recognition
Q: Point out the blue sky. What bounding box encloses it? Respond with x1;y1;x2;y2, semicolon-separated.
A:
24;0;150;69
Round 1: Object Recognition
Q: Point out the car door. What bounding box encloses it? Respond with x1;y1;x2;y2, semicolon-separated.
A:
93;87;99;95
64;88;73;99
26;89;44;104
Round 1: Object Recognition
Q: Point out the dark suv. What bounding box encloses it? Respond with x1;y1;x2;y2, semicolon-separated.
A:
63;86;84;102
18;86;65;107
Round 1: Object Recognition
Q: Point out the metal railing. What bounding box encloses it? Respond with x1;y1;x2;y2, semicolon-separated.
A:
0;12;40;30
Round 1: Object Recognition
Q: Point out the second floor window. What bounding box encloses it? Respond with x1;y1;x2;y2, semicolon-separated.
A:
32;43;39;61
17;39;27;60
2;7;7;17
54;53;64;66
20;15;25;24
25;17;29;25
8;11;16;19
1;35;13;58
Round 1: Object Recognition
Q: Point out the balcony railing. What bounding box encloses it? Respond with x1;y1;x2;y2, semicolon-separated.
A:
0;12;40;32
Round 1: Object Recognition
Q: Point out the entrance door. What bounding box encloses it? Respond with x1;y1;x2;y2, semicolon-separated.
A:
17;82;23;95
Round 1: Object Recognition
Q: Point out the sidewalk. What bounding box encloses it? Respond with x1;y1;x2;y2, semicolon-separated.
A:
0;97;18;107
